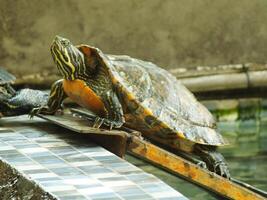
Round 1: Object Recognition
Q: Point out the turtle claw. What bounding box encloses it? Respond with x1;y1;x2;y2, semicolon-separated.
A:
196;161;207;169
29;106;58;119
105;120;123;129
92;117;105;129
29;107;42;119
92;116;123;130
214;161;230;179
109;123;113;130
195;146;231;179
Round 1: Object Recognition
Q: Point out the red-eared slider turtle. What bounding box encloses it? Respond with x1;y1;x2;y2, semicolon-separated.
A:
0;68;49;117
32;36;230;178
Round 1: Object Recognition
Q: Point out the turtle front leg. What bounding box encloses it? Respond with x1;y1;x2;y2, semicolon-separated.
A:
70;90;124;129
101;90;125;129
194;144;230;179
30;79;67;117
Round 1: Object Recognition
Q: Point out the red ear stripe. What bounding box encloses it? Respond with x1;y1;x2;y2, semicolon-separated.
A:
77;45;99;72
78;45;92;57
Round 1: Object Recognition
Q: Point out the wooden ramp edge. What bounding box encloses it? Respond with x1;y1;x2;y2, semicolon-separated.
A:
128;136;265;200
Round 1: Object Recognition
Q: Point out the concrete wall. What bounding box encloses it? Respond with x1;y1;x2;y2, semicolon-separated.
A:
1;0;267;77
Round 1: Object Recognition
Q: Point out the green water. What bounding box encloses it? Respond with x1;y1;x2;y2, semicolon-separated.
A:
126;120;267;199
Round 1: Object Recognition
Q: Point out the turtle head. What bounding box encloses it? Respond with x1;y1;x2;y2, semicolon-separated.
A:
50;36;85;80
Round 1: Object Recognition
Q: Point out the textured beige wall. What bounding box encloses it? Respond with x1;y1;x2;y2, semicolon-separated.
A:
1;0;267;77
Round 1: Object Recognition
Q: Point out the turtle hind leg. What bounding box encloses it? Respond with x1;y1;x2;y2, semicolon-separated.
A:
30;79;67;117
175;151;207;169
194;144;230;179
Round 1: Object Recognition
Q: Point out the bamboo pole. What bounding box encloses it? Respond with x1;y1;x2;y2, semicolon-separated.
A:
170;63;267;78
179;71;267;92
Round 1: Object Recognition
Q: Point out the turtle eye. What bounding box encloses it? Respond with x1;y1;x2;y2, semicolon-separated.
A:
61;39;70;47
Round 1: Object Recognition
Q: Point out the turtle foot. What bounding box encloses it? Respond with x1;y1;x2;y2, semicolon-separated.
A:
29;106;57;118
92;117;105;128
29;107;43;118
194;145;230;179
214;160;230;179
177;151;207;169
70;109;123;130
93;116;123;130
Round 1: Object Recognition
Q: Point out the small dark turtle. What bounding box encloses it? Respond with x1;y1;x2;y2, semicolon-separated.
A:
0;68;49;117
32;36;230;178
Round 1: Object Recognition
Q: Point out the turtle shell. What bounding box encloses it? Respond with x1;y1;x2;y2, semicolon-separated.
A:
80;45;226;146
0;68;16;85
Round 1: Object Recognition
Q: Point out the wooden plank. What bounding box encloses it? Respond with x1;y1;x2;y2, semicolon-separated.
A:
37;112;129;158
128;137;266;200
